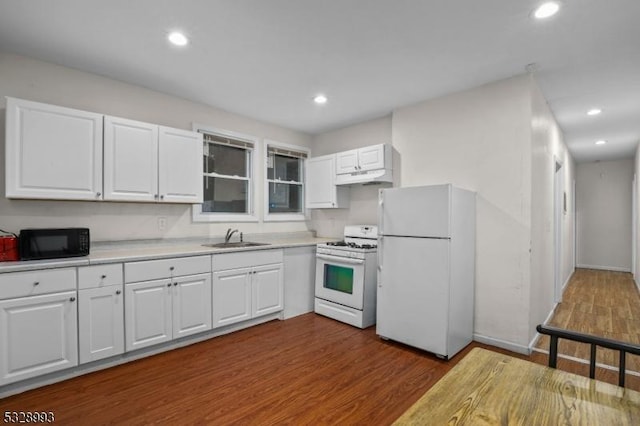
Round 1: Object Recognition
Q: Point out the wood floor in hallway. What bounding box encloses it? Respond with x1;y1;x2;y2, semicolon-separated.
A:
535;268;640;372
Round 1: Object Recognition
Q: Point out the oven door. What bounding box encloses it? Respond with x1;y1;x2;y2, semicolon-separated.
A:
315;253;365;310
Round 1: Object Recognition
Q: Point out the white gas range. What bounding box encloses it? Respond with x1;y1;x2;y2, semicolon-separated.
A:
314;225;378;328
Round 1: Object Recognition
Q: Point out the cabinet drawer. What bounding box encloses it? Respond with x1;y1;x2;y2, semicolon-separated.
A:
125;255;210;283
0;268;77;300
212;249;283;271
78;264;123;290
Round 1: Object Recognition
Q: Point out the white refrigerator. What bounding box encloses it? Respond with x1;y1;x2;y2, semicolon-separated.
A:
376;184;475;359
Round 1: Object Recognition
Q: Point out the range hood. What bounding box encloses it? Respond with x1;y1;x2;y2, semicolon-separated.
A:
335;167;393;185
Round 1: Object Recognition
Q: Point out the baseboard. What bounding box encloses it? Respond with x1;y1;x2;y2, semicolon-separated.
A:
473;333;530;355
577;264;631;273
529;302;560;351
562;270;573;292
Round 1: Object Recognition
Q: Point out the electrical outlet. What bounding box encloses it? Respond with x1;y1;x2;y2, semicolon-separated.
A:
158;217;167;231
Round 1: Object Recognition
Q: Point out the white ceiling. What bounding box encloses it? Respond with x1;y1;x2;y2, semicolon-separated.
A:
0;0;638;163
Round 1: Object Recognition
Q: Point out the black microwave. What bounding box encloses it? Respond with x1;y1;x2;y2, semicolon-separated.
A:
19;228;90;260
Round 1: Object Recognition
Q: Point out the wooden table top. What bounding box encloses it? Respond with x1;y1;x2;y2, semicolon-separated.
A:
394;347;640;425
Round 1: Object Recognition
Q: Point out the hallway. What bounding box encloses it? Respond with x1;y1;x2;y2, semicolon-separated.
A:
535;268;640;372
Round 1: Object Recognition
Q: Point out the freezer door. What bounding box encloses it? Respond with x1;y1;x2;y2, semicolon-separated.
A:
379;185;451;238
376;236;450;356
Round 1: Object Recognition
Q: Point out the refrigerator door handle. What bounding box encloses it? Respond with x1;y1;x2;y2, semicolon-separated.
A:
377;237;383;287
378;190;384;235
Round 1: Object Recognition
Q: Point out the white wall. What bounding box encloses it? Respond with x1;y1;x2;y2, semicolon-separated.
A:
635;147;640;287
576;159;634;271
392;75;534;350
529;77;575;345
0;52;312;241
310;116;392;237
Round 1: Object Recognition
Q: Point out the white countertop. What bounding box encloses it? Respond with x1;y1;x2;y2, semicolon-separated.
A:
0;233;336;273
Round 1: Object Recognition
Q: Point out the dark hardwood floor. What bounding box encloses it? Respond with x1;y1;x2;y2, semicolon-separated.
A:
1;313;638;425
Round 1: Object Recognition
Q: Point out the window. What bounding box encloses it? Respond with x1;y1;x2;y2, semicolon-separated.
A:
192;127;258;222
264;141;308;221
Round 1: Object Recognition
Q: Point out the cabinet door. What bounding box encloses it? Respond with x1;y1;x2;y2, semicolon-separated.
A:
358;144;385;171
78;286;124;364
5;97;103;200
306;154;349;209
158;126;204;203
212;268;252;328
0;291;78;386
103;116;159;202
252;264;284;317
335;149;359;174
125;279;172;351
172;273;212;338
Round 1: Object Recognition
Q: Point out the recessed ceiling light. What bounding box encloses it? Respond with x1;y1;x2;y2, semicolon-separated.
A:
314;94;328;104
168;31;189;47
595;140;607;145
534;2;560;19
587;108;602;116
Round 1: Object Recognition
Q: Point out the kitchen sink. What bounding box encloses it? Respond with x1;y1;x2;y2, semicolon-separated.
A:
202;242;271;248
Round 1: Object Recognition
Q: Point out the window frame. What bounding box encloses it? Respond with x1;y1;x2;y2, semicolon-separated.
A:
263;139;309;222
191;124;259;223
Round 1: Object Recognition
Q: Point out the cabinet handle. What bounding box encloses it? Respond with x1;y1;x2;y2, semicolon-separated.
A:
116;290;121;295
167;283;172;287
169;266;175;271
70;297;76;302
101;275;107;279
154;194;159;199
173;282;178;286
96;192;102;197
33;281;39;286
160;195;165;200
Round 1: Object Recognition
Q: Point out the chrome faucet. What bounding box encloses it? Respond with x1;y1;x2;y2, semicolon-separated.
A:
225;228;239;244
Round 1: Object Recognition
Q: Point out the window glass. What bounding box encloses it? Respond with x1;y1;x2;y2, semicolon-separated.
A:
268;182;302;213
197;131;254;220
204;143;248;177
265;144;307;219
268;154;301;182
203;176;248;213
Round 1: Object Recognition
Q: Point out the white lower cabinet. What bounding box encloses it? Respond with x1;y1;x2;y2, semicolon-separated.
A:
212;267;252;327
252;264;284;317
0;291;78;386
124;256;212;352
125;274;212;351
125;279;173;351
78;264;124;364
212;250;283;328
79;286;124;364
172;274;213;339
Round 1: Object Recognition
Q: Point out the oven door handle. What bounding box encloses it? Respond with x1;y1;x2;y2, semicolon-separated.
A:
317;253;365;265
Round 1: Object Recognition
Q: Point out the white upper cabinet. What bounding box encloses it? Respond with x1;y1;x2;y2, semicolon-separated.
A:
336;144;387;174
158;126;203;203
357;144;386;171
104;116;159;202
5;97;103;200
305;154;349;209
103;116;203;203
335;144;392;185
335;149;360;174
